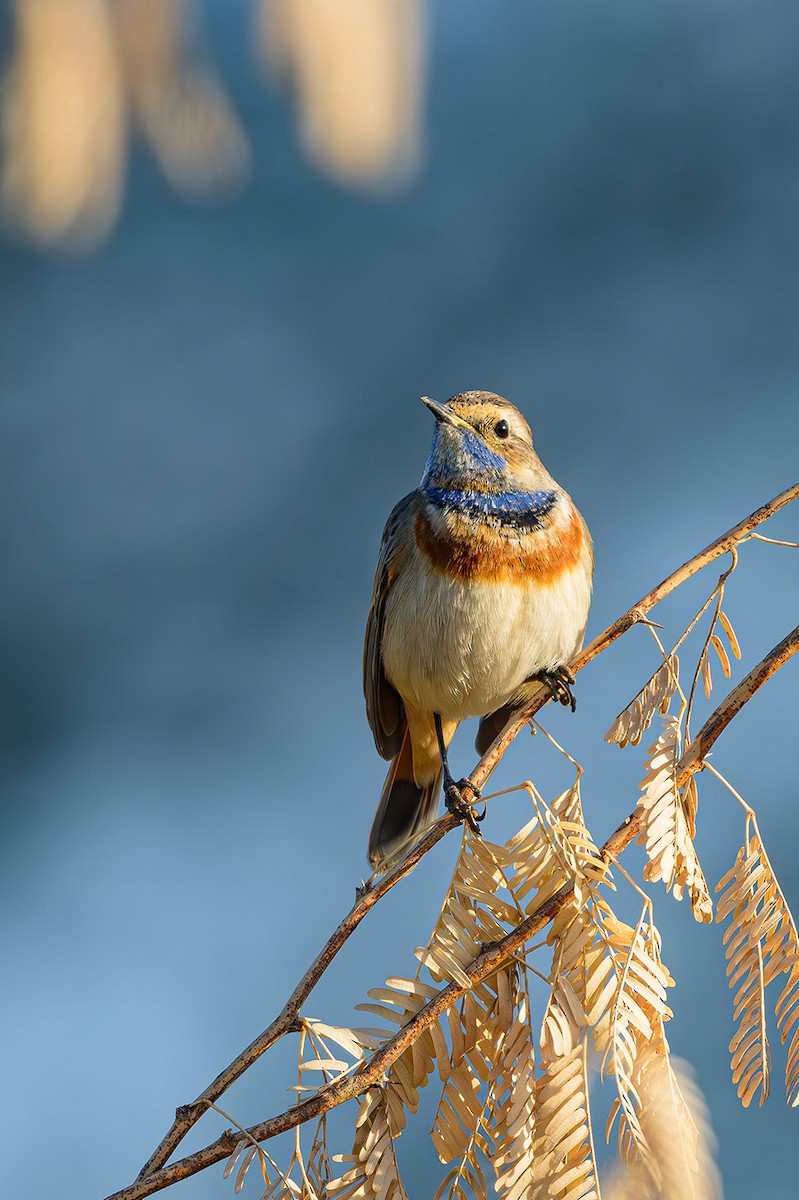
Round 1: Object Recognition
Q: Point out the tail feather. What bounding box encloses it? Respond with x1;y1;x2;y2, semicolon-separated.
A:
368;728;442;872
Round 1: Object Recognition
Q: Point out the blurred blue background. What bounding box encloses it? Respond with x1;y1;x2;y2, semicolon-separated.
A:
1;1;798;1197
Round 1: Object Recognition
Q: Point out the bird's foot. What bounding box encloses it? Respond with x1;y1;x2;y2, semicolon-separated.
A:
538;666;577;712
444;775;485;834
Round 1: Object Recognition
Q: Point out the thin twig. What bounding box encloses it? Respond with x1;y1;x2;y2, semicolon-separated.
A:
104;622;799;1200
683;551;736;743
133;481;798;1183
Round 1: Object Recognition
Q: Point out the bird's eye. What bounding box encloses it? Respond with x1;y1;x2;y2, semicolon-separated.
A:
494;419;509;439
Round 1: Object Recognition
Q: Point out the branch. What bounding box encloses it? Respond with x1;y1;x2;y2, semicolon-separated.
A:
137;480;798;1181
128;482;798;1185
105;623;799;1200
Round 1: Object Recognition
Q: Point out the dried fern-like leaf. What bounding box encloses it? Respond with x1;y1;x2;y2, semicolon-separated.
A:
431;1058;482;1165
533;1037;600;1200
353;976;443;1130
405;828;538;1140
597;905;675;1180
431;966;519;1168
489;995;538;1200
540;971;585;1062
605;655;679;748
716;813;799;1107
328;1088;409;1200
507;779;610;916
416;831;511;987
636;715;713;923
547;893;621;1051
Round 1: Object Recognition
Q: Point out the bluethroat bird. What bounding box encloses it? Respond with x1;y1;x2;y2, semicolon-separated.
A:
364;391;593;872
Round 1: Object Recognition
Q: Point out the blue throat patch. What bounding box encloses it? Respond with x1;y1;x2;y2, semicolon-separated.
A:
460;429;507;472
424;486;557;532
422;424;507;483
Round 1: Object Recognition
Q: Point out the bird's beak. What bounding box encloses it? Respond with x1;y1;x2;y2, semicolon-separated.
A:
420;396;472;431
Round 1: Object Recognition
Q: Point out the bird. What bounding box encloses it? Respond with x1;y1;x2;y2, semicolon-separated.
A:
363;391;593;873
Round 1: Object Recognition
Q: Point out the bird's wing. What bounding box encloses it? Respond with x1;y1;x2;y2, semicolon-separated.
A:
475;704;516;757
363;490;419;760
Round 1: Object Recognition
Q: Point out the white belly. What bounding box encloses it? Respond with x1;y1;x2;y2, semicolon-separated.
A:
381;558;591;721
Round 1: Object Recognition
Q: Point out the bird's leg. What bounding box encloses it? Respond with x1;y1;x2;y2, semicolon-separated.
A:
434;713;484;834
536;665;577;712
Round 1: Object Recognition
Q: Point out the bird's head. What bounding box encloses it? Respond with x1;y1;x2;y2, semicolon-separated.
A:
419;391;549;493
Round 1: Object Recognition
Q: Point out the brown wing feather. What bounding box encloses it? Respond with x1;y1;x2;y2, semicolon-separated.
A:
475;703;516;757
363;490;419;760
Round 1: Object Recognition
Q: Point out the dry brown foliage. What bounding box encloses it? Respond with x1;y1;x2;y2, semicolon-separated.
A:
104;484;799;1200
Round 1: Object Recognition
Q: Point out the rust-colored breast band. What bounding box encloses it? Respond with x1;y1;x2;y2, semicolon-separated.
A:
414;505;585;585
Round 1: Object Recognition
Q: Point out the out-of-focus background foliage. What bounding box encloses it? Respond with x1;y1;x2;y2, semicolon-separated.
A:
1;2;798;1197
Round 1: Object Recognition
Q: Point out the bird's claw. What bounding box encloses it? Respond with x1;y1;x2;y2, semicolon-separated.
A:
444;776;484;834
538;666;577;712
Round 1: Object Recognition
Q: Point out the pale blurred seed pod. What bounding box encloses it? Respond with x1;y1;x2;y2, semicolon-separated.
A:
114;0;251;201
1;0;126;251
257;0;426;188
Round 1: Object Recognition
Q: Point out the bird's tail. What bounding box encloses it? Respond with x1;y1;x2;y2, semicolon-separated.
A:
368;726;442;873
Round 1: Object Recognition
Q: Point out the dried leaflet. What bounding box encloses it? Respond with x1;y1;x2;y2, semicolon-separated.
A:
636;715;713;923
686;598;741;718
716;814;799;1107
717;609;741;661
296;1018;378;1089
605;655;679;748
709;634;731;680
224;1133;303;1199
700;648;713;699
